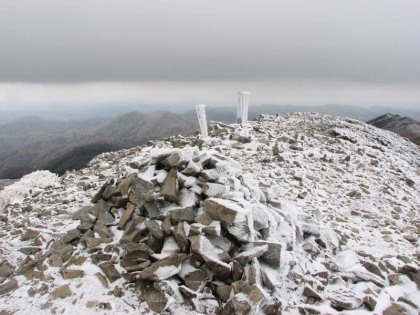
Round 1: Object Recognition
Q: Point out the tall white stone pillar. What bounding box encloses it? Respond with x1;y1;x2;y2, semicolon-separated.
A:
195;104;208;138
237;91;251;124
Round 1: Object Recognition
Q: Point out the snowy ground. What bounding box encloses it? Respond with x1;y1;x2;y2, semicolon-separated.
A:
0;113;419;314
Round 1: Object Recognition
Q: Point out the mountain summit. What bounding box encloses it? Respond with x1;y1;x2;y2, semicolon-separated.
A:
0;113;419;314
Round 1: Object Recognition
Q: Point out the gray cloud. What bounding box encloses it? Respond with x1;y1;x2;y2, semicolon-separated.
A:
1;0;419;83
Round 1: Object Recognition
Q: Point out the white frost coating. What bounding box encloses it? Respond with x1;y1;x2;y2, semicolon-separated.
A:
236;245;268;260
0;170;60;211
154;265;182;280
179;188;196;207
198;236;231;271
138;164;155;181
334;249;360;271
204;183;226;197
161;236;180;255
196;104;208;138
178;263;197;279
154;169;168;184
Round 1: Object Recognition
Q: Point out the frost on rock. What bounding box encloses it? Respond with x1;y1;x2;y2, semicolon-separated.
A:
1;113;419;315
0;170;60;211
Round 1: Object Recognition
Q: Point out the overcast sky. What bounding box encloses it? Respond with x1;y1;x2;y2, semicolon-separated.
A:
0;0;419;108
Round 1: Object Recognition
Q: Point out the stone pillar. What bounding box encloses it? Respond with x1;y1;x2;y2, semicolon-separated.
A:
237;91;251;124
195;104;208;138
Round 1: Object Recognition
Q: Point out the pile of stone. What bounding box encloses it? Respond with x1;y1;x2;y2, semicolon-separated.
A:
64;147;283;313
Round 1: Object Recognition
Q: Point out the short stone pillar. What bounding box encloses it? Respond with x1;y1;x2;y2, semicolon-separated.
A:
195;104;208;138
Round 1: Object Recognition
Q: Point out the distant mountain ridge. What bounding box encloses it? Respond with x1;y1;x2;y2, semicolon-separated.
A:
367;113;420;146
184;104;420;123
2;105;420;179
0;111;198;178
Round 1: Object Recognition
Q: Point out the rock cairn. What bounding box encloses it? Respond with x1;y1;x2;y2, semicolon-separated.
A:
66;147;283;313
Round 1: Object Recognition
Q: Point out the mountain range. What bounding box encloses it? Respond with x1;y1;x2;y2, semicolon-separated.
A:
1;104;419;179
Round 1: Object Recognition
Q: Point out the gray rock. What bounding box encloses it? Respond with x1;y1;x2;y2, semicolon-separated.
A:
383;302;415;315
215;284;232;303
60;268;84;279
118;174;136;196
102;184;120;200
145;220;164;239
91;183;106;203
143;288;168;313
95;272;109;288
190;235;231;279
222;293;252;315
98;261;121;282
77;223;93;233
261;297;282;315
120;229;143;244
184;269;208;291
236;245;268;266
363;295;377;311
196;212;213;225
84;236;113;248
123;243;152;261
144;200;160;219
388;273;405;285
97;210;115;226
173;222;189;252
249;257;261;285
148;234;164;253
61;229;81;244
136;254;187;281
204;198;243;225
303;285;323;300
125;260;151;272
129;177;154;208
232;260;244;282
203;223;220;237
160;168;179;203
0;262;14;278
93;223;113;238
71;206;92;221
362;261;385;279
162;152;181;168
91;254;112;264
405;178;415;187
182;160;201;176
52;284;72;299
170;207;196;224
243;241;281;267
328;287;363;310
0;277;18;296
19;247;41;255
91;199;110;218
55;244;74;263
21;229;39;241
118;203;135;230
161;215;172;235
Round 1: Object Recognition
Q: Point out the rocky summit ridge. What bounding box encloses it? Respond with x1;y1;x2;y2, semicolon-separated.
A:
0;113;419;315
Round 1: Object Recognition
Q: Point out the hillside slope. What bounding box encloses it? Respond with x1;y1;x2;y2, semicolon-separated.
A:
0;111;197;178
0;113;419;314
367;113;420;146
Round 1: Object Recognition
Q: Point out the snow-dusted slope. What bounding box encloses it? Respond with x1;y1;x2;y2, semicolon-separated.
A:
0;113;419;315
